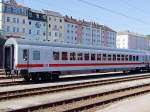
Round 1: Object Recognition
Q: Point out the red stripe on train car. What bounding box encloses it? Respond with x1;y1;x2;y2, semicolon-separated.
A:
16;64;44;68
16;62;144;68
49;63;143;67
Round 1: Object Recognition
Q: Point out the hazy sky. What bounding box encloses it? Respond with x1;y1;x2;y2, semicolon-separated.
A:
16;0;150;35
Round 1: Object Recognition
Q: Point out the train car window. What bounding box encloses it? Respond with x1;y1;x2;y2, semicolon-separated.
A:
70;52;76;60
129;55;132;61
91;54;95;61
121;55;124;61
108;54;111;61
77;53;83;60
136;56;139;61
97;54;101;61
102;54;106;61
23;49;28;61
113;54;116;61
133;56;136;61
33;51;40;60
62;52;68;60
84;53;89;60
53;51;59;60
125;55;128;61
117;54;120;61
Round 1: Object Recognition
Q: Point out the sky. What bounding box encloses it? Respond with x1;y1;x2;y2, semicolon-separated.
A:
16;0;150;35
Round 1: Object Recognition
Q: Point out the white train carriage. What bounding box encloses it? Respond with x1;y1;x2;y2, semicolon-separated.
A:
4;38;150;81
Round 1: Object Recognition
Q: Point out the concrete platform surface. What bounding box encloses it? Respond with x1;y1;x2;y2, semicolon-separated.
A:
97;93;150;112
0;72;150;93
0;77;150;111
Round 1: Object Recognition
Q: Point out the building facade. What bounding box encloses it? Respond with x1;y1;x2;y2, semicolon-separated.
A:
28;9;47;41
44;10;64;43
101;26;116;48
64;16;102;46
0;0;117;47
0;0;28;39
117;31;149;50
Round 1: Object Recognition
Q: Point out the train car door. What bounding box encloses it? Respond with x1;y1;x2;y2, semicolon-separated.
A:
23;49;29;69
4;45;14;72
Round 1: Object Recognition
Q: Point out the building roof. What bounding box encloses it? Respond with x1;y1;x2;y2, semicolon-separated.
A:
117;31;145;37
43;10;63;17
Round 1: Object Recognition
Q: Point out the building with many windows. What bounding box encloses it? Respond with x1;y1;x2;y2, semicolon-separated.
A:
0;0;117;48
101;26;116;48
117;31;149;50
0;0;28;39
44;10;64;42
64;16;102;46
28;9;47;41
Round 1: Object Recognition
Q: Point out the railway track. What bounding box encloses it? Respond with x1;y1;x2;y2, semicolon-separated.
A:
32;83;150;112
6;77;150;112
0;74;150;102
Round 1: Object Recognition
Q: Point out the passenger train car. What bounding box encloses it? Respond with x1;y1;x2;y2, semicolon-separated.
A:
4;38;150;81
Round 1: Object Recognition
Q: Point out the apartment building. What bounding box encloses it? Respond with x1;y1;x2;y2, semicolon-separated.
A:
44;10;64;43
117;31;149;50
0;0;28;39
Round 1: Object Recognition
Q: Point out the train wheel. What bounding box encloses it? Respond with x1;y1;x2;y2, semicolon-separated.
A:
24;77;30;82
41;74;49;81
51;71;60;81
31;74;39;82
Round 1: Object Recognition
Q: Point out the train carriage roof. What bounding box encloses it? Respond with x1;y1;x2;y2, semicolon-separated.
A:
4;38;148;54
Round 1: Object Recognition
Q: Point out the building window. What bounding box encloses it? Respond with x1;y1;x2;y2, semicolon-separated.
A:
22;28;25;33
53;51;59;60
43;32;46;36
43;23;46;26
49;32;51;36
49;24;51;28
29;29;31;34
49;17;51;21
7;17;10;22
55;32;58;37
17;27;19;32
37;30;40;35
13;27;16;32
60;19;62;22
13;18;16;23
23;19;25;24
6;26;10;32
59;33;62;37
17;18;19;23
29;21;31;25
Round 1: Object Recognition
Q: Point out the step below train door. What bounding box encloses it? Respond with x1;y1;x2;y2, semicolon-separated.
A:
4;45;14;75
